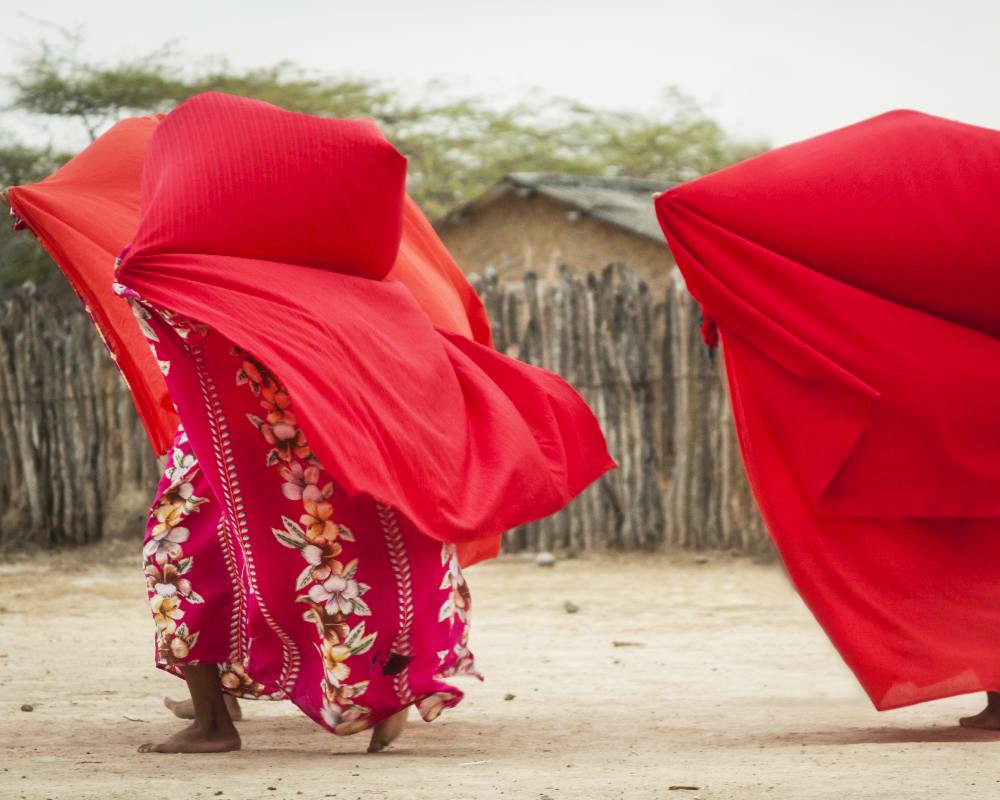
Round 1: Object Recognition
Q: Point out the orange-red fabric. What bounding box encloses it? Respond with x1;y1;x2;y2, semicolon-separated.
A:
8;116;178;454
117;93;612;551
656;110;1000;709
391;198;498;566
391;194;493;347
11;104;504;563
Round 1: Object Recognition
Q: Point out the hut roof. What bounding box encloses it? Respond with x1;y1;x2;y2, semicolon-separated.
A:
440;172;672;242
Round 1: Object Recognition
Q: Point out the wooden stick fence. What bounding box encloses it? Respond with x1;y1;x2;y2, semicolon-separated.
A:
0;266;769;554
0;287;159;549
475;264;769;555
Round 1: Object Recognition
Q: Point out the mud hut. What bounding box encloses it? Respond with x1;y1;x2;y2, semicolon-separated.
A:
436;173;675;284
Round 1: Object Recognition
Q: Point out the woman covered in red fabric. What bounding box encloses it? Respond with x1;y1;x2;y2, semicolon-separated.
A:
9;91;613;754
655;109;1000;727
5;108;504;570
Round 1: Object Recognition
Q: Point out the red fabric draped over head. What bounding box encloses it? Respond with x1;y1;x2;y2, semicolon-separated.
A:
656;110;1000;709
130;101;406;277
9;108;495;455
116;92;612;553
8;96;518;565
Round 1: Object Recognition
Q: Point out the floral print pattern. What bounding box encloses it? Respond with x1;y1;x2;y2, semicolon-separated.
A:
143;429;208;668
220;661;266;696
437;544;476;677
237;351;379;734
438;544;471;624
128;291;477;737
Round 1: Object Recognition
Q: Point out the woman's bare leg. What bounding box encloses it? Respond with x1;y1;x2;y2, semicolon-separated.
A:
959;692;1000;730
163;693;243;721
368;707;408;753
139;664;241;753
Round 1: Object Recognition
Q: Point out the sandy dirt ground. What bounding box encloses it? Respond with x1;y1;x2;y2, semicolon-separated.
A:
1;544;998;800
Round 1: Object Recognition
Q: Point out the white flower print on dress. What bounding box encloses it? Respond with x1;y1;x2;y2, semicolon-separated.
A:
309;573;362;616
144;524;191;564
236;348;378;733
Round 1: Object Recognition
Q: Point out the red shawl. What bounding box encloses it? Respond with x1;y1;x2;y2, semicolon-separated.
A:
7;116;177;452
656;110;1000;709
115;92;613;547
8;117;495;456
8;98;581;564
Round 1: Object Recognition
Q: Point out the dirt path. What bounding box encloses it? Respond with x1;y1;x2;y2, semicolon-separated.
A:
1;546;996;800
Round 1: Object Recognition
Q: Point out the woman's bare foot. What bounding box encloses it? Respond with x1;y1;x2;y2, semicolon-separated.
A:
959;692;1000;730
164;693;243;721
368;708;408;753
141;663;241;754
138;721;241;753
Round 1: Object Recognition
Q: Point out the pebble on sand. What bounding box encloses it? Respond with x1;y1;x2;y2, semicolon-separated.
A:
535;552;557;568
20;704;33;712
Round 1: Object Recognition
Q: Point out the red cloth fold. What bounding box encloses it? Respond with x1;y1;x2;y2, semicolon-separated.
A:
8;116;178;453
9;99;520;564
9;112;496;458
656;110;1000;709
117;92;613;547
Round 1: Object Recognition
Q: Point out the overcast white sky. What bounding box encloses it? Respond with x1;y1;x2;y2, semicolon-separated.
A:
3;0;999;150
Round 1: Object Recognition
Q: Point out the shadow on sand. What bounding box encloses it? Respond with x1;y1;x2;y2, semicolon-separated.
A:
721;725;1000;747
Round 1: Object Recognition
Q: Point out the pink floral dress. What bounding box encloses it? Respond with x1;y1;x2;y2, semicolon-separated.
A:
123;286;476;736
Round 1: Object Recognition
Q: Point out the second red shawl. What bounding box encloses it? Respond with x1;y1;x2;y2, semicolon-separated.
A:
656;110;1000;710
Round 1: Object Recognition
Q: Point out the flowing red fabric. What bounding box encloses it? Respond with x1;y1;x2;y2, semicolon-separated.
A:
656;109;1000;709
7;116;178;454
10;104;507;564
8;117;495;456
117;92;613;547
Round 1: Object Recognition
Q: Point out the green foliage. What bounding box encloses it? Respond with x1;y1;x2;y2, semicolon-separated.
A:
391;88;765;218
9;31;182;140
1;33;767;286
